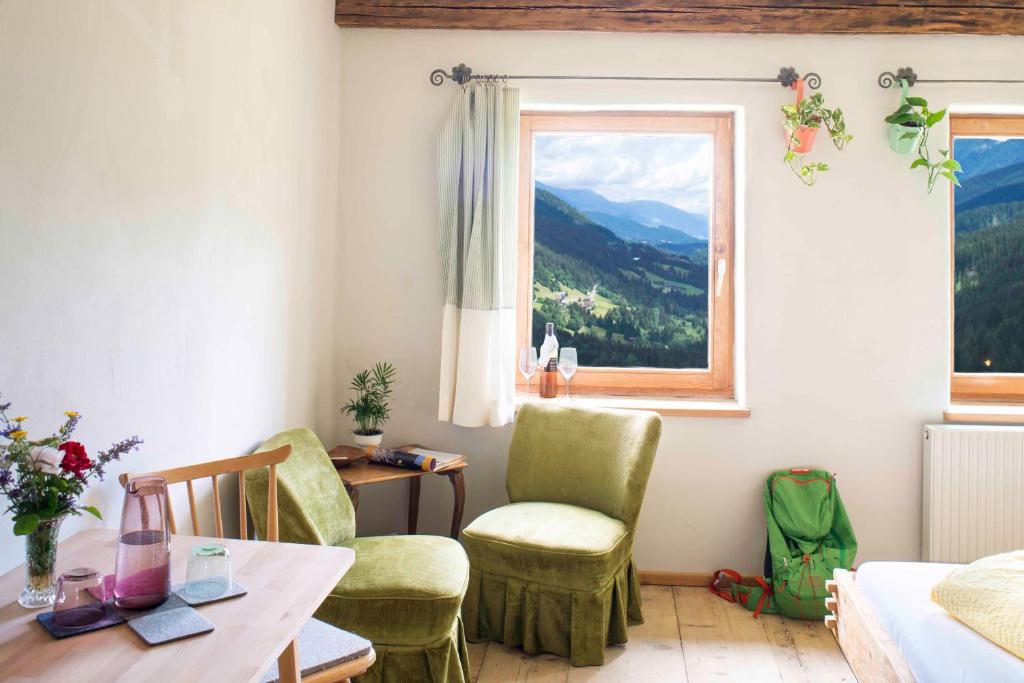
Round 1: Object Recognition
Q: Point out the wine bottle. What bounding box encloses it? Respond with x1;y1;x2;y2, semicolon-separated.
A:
538;322;559;398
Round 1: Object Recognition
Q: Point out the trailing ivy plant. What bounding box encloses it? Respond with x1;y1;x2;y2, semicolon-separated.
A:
884;95;962;193
782;92;853;186
340;361;397;436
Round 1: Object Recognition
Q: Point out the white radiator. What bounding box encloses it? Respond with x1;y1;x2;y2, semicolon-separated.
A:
923;425;1024;563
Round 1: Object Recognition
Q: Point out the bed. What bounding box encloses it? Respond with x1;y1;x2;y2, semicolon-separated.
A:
825;562;1024;683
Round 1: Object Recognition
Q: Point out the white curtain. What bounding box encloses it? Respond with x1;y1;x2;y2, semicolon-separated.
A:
437;83;520;428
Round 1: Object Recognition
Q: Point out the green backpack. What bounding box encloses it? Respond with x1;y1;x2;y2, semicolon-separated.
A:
711;468;857;619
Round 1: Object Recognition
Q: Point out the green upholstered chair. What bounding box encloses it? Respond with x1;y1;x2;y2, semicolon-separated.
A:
245;428;471;683
461;403;662;666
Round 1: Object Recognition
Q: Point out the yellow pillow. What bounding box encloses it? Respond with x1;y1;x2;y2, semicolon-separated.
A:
932;550;1024;659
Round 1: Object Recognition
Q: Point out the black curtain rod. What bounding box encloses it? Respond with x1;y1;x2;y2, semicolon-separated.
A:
430;63;821;90
879;67;1024;88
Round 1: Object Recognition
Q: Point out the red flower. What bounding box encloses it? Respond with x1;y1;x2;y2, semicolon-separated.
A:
59;441;92;478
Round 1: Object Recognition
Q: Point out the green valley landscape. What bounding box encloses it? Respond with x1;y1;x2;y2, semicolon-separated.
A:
952;138;1024;374
530;184;710;368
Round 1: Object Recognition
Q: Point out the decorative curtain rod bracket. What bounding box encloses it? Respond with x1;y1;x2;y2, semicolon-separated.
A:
878;68;918;88
879;66;1024;88
429;63;821;89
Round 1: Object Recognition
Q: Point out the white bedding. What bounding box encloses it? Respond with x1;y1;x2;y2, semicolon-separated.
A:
857;561;1024;683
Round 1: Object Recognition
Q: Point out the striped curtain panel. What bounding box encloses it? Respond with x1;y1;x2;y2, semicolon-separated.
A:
437;84;520;427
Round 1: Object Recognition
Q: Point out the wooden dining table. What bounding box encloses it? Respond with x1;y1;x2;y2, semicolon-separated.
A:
0;529;354;683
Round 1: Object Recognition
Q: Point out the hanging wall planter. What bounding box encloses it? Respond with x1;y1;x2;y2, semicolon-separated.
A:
782;79;852;186
886;80;925;154
883;82;962;193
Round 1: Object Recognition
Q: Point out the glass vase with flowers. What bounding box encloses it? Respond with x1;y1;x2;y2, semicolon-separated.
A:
0;391;142;608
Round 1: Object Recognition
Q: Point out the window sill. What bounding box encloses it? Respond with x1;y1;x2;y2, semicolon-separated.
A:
516;394;750;418
944;403;1024;425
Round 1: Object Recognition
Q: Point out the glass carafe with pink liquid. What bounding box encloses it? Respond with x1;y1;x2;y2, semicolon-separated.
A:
114;476;171;609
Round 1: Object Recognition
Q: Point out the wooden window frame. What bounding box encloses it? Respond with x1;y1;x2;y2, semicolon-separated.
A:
950;114;1024;403
516;111;735;398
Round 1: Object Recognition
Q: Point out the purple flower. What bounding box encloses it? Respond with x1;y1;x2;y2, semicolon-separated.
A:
97;435;143;463
0;402;10;412
60;413;81;442
0;469;12;487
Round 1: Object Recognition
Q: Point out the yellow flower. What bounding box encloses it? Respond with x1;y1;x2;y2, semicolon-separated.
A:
9;430;27;441
13;416;27;423
64;411;80;418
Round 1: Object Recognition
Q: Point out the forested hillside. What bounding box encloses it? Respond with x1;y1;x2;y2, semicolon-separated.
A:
953;138;1024;373
531;188;709;368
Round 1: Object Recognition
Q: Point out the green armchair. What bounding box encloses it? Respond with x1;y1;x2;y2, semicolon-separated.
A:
460;403;661;666
245;428;471;683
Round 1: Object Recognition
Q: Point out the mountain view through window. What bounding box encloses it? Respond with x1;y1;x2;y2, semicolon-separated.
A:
953;137;1024;374
530;133;712;369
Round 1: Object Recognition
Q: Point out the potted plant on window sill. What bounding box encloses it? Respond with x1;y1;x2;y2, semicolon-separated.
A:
782;81;852;186
341;361;396;449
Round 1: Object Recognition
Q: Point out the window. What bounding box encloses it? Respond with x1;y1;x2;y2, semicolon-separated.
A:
950;115;1024;403
516;112;735;398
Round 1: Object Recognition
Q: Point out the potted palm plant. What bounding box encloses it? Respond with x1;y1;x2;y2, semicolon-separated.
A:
782;82;852;186
341;362;396;448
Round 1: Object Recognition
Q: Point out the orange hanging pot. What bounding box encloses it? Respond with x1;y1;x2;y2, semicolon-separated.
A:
784;78;819;154
788;125;819;154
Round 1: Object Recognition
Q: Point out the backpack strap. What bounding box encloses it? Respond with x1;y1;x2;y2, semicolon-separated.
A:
752;576;774;618
709;569;743;602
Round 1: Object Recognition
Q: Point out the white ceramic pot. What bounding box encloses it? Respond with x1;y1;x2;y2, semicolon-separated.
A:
353;431;383;448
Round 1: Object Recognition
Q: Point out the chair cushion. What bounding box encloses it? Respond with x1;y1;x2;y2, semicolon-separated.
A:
461;502;632;590
259;618;373;683
315;535;469;647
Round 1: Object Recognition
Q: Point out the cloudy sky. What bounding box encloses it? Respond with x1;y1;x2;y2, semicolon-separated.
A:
534;133;712;215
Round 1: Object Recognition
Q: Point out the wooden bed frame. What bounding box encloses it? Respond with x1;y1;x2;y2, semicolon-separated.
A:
824;569;916;683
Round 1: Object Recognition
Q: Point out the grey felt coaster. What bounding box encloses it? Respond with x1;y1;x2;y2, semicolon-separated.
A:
128;606;214;645
172;580;247;606
115;592;189;621
36;604;125;639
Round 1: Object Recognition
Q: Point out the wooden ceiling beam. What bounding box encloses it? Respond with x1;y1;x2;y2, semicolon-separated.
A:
335;2;1024;35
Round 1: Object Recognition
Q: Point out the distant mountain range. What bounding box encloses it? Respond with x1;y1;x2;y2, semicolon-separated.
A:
954;138;1024;233
955;138;1024;183
537;182;709;243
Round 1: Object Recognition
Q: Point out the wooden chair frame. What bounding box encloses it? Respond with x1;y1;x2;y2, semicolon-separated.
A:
119;445;375;683
119;446;290;541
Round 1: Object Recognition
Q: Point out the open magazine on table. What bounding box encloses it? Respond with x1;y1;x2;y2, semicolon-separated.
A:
369;446;465;473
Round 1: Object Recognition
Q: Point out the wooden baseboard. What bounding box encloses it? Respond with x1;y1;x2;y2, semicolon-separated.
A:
639;570;760;587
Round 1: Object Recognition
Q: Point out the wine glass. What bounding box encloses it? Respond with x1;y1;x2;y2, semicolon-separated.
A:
558;348;578;399
519;347;538;398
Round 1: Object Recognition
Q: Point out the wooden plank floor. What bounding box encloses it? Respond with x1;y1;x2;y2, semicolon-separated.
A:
470;586;855;683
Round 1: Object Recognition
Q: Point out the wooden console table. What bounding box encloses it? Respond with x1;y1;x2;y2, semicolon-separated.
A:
331;447;467;539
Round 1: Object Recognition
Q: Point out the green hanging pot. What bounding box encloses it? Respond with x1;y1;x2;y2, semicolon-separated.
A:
889;122;924;154
887;79;924;155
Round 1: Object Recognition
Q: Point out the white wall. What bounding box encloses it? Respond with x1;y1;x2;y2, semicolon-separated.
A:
335;29;1024;574
0;1;342;572
4;11;1022;579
